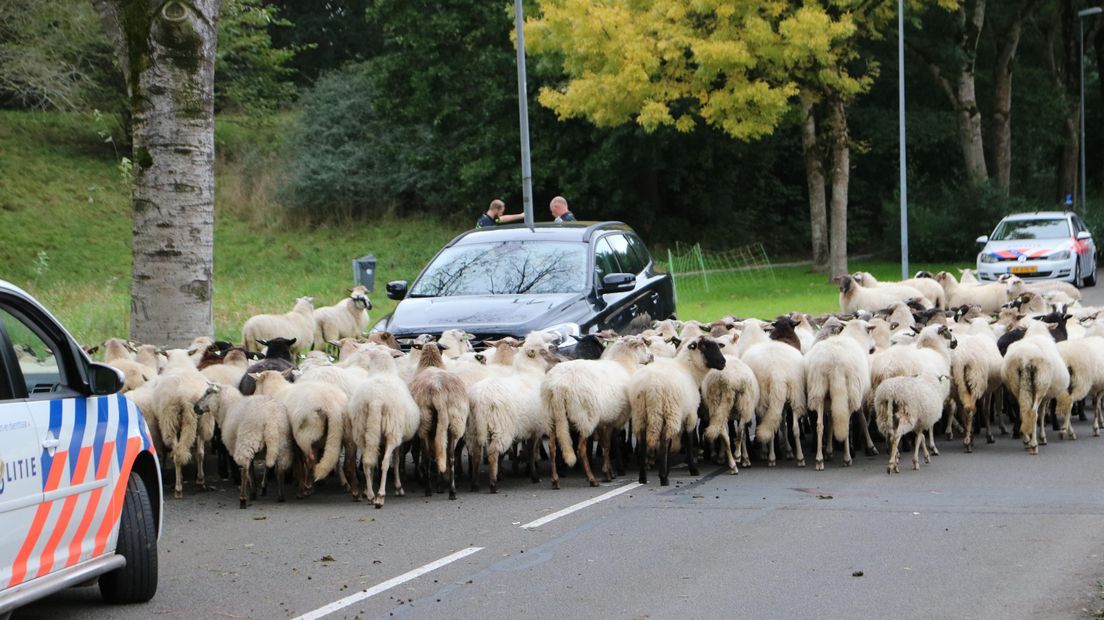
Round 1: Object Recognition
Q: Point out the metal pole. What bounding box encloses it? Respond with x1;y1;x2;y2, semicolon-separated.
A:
514;0;535;230
899;0;909;280
1081;15;1087;213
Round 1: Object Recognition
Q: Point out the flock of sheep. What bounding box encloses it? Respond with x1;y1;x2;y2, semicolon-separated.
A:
92;269;1104;509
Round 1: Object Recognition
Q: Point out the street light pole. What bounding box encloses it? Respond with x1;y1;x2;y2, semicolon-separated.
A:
514;0;535;230
1079;7;1102;214
899;0;909;280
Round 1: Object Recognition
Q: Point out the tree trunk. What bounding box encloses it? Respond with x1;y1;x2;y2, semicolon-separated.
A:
1055;0;1079;206
801;97;829;272
828;98;849;281
92;0;219;346
956;0;988;185
990;0;1042;197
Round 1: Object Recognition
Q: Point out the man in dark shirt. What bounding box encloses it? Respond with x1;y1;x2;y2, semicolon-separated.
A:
476;199;525;228
550;196;577;222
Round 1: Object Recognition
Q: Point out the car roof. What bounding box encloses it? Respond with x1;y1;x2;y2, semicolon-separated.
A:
448;221;633;247
1001;211;1073;221
0;279;35;301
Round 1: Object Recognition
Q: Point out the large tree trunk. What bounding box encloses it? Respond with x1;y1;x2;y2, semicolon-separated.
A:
92;0;219;346
956;0;988;185
801;97;829;272
827;98;849;281
1055;0;1080;206
990;0;1042;196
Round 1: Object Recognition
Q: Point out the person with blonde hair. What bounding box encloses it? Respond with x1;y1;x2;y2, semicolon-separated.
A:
549;196;576;222
476;199;524;228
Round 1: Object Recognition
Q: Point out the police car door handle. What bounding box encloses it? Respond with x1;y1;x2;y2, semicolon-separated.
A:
42;437;59;450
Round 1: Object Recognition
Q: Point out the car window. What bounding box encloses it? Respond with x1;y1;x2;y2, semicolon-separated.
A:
0;307;64;397
605;234;645;274
410;241;588;296
1073;217;1087;234
624;234;652;271
594;237;619;281
990;218;1071;241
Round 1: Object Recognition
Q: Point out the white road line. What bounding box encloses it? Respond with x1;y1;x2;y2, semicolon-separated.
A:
291;546;483;620
520;482;642;529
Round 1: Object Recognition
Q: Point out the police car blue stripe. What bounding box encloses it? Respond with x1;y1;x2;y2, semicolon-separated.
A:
40;399;64;491
114;394;129;467
67;398;88;476
91;396;110;475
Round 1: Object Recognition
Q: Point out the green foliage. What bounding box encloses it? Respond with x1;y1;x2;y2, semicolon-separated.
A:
215;0;301;113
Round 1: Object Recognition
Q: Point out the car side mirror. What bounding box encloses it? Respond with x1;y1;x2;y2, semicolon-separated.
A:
88;362;123;395
1076;231;1092;241
600;273;636;294
976;235;989;244
386;280;408;301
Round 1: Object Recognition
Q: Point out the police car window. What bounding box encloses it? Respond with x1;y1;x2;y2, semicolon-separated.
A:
594;238;618;281
625;235;652;271
0;308;63;397
606;234;644;274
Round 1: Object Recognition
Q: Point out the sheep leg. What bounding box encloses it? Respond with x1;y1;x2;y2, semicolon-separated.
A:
343;448;359;500
857;409;878;456
926;427;939;457
528;438;541;484
658;438;671;486
446;432;458;500
487;445;499;494
239;465;249;509
174;460;184;499
791;411;805;467
685;429;699;477
1059;396;1077;441
579;434;598;486
814;409;825;471
739;426;751;468
637;429;649;485
1038;401;1049;447
887;434;899;474
961;402;976;453
510;443;521;476
194;440;206;489
913;432;924;470
767;432;777;468
841;431;852;468
719;421;737;475
422;436;434;497
549;428;561;490
373;445;394;508
393;447;405;497
361;453;376;503
1094;394;1103;437
599;426;615;482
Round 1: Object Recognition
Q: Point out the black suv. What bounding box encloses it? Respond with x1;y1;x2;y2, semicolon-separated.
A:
373;222;676;347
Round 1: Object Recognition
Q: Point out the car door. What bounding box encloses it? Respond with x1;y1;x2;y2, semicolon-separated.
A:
1073;215;1096;274
0;302;112;586
592;235;636;333
623;233;672;320
0;309;47;589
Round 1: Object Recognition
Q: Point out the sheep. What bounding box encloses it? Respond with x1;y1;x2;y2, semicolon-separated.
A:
959;268;980;284
313;286;372;350
253;369;348;497
347;347;421;507
242;296;315;354
239;337;297;395
630;336;726;486
768;315;802;351
150;354;212;498
700;351;760;475
193;382;294;508
1001;320;1071;454
542;335;653;488
934;271;1009;314
791;313;817;352
838;275;931;314
467;334;554;493
853;271;947;309
134;344;163;375
875;374;952;473
409;342;470;500
1002;274;1081;303
804;320;875;470
438;330;475;359
948;332;1001;451
740;339;807;467
1054;334;1104;440
200;347;251;387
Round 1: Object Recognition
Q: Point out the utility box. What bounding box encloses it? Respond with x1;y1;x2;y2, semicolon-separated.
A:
352;254;376;291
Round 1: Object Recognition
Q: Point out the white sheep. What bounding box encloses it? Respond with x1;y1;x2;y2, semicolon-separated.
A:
838;275;931;314
467;333;553;492
948;332;1002;451
935;271;1009;314
1002;320;1071;454
313;286;372;350
347;347;421;507
193;382;294;508
150;353;212;498
853;271;947;309
875;374;951;473
739;337;807;467
1054;335;1104;440
253;369;348;497
242;296;315;354
542;335;653;488
409;342;470;500
701;351;760;474
804;320;875;470
200;348;251;387
629;336;727;486
1002;274;1081;303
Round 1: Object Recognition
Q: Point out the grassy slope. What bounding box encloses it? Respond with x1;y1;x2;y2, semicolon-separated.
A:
0;111;974;345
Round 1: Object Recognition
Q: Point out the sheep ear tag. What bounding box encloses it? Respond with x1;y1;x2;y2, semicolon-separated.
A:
527;350;537;358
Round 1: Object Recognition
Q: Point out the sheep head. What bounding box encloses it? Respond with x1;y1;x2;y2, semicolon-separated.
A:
685;336;725;372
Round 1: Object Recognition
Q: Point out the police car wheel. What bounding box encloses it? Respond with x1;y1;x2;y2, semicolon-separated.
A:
99;473;158;604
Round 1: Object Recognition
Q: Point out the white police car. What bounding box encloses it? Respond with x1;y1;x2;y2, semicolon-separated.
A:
975;211;1097;287
0;280;161;614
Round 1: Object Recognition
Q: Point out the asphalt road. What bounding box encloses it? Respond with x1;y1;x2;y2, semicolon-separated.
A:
17;280;1104;620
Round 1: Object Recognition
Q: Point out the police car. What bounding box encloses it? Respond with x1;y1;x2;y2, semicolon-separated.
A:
0;280;161;614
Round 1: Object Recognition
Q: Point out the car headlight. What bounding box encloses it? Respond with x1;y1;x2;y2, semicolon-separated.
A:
543;322;581;345
1050;250;1071;260
979;253;997;264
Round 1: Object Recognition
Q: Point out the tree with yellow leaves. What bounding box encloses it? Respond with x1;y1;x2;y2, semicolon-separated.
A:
527;0;955;278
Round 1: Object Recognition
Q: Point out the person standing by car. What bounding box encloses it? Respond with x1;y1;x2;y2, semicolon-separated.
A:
476;199;524;228
549;196;577;222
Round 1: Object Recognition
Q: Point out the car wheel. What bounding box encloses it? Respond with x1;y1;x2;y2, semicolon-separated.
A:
1074;260;1084;288
99;473;158;604
1085;256;1098;287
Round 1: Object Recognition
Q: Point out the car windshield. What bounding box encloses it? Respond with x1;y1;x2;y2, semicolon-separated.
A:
409;241;588;297
990;218;1070;241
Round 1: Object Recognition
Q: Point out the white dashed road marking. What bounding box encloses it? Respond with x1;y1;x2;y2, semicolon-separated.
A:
520;482;642;529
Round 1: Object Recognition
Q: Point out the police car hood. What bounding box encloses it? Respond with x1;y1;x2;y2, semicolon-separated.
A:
384;293;581;336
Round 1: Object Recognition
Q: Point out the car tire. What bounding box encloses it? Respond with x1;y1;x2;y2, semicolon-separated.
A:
1085;258;1097;287
99;473;158;604
1074;260;1084;288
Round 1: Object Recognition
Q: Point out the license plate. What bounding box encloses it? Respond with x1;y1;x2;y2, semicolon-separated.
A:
1010;266;1038;274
